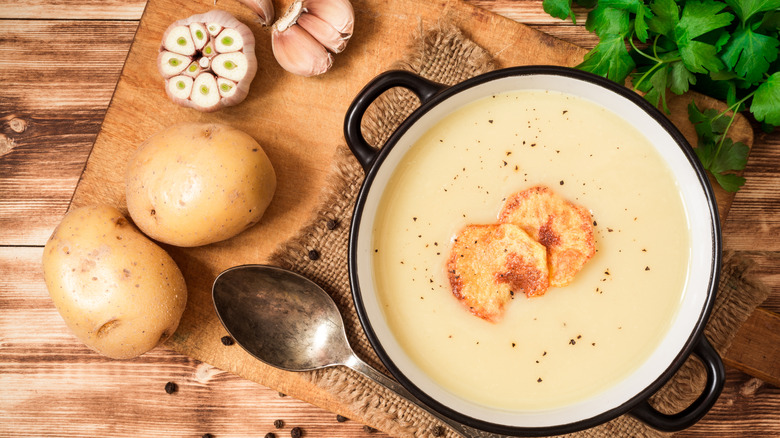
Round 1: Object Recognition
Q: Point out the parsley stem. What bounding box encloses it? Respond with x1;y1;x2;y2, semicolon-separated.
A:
715;110;738;157
718;92;755;119
633;61;664;91
629;34;660;63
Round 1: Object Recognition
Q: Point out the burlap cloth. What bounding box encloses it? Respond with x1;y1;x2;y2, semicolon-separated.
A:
267;24;770;437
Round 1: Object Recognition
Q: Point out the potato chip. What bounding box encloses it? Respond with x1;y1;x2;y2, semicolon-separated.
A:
499;186;595;287
447;224;549;322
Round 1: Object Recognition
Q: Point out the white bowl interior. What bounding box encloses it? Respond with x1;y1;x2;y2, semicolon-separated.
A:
354;73;715;427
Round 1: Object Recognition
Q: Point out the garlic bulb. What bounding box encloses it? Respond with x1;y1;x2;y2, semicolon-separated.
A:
271;0;354;77
158;10;258;112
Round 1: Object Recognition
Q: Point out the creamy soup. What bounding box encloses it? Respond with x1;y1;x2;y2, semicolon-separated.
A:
371;90;691;411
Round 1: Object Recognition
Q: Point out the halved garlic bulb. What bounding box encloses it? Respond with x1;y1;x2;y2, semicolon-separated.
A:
158;10;258;112
271;0;354;77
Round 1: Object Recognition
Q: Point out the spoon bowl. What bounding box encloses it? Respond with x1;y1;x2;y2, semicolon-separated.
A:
212;264;352;371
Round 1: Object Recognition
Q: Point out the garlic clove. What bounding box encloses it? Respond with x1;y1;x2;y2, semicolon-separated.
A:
303;0;354;36
237;0;275;26
166;75;194;100
217;77;238;99
297;12;349;54
189;23;209;50
191;73;221;111
202;40;217;58
214;27;245;53
158;51;190;78
272;24;333;77
183;60;203;77
212;52;249;82
163;25;196;56
207;23;223;37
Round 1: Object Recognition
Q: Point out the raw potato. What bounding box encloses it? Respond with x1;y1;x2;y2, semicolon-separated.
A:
125;122;276;247
42;205;187;359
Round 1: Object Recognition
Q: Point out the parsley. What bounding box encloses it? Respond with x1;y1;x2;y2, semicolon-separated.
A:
542;0;780;191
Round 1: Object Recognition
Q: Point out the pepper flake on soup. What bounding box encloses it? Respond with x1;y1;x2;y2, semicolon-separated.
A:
448;185;595;322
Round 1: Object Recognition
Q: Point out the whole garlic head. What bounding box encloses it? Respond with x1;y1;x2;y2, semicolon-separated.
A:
158;10;258;112
271;0;355;77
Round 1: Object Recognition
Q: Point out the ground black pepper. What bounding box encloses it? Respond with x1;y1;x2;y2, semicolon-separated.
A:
164;381;177;394
274;419;284;429
336;415;348;423
220;336;234;346
290;427;302;438
308;249;320;260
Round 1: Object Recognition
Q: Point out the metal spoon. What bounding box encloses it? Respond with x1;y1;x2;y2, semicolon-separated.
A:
211;264;504;438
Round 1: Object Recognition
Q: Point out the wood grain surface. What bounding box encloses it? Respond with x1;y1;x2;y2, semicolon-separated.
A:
1;0;779;437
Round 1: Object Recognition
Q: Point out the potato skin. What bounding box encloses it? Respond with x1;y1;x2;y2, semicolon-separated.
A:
42;205;188;359
125;122;276;247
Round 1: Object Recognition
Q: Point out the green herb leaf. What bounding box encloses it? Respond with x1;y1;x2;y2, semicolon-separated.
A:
587;5;631;36
675;0;734;41
723;0;780;24
680;40;726;73
577;34;637;81
713;172;747;192
668;60;696;94
634;4;653;42
711;137;749;175
648;0;680;37
721;26;780;84
689;101;749;191
751;72;780;125
673;0;734;73
635;64;671;112
543;0;575;23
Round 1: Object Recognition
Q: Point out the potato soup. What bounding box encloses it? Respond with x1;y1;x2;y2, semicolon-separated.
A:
371;90;691;410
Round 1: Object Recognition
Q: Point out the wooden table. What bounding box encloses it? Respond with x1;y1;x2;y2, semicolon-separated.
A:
1;1;778;436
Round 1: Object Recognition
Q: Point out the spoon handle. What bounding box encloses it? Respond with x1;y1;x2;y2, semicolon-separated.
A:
346;354;504;438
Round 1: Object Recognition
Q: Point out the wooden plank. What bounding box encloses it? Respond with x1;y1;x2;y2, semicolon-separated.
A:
0;0;145;20
0;247;389;438
723;132;780;253
0;20;137;246
677;369;780;437
724;308;780;388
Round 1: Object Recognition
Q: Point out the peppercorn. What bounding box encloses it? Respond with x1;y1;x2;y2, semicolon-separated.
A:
431;425;445;437
308;249;320;260
202;434;214;438
290;427;302;438
326;219;338;230
274;419;284;429
264;433;275;438
164;381;177;394
220;336;234;346
336;415;348;423
363;425;376;433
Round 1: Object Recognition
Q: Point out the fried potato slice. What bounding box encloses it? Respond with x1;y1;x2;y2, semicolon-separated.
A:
499;186;595;287
447;224;549;322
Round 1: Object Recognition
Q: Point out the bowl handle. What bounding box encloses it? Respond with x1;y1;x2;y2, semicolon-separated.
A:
344;70;446;171
630;335;725;431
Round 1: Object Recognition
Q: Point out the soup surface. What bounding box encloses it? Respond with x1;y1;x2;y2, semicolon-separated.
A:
371;90;691;410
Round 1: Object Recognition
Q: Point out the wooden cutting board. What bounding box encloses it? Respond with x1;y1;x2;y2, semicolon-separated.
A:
70;0;773;427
